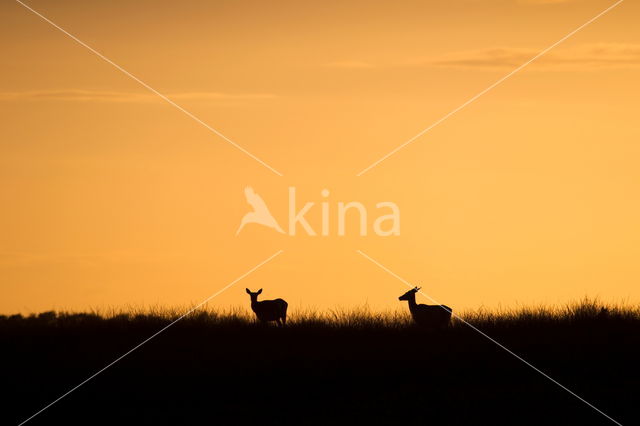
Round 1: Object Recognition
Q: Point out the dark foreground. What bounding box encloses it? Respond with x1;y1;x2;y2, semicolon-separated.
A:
1;303;638;426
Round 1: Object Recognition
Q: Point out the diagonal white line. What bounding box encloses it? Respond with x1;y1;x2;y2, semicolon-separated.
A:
18;250;284;426
356;249;623;426
356;0;624;176
14;0;283;177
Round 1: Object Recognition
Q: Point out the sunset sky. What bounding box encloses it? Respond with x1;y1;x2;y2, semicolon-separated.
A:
1;0;639;314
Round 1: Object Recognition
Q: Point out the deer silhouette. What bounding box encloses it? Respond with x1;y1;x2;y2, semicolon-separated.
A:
246;288;288;326
399;287;452;329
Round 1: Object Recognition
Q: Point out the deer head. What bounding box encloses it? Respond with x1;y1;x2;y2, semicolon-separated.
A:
398;286;421;301
246;288;263;302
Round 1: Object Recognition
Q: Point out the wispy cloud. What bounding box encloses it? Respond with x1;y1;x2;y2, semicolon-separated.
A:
430;43;640;71
518;0;577;4
0;89;276;103
323;61;375;69
323;44;640;73
0;251;192;268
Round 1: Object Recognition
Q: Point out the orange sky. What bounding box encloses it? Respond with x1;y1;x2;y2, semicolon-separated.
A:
1;0;639;314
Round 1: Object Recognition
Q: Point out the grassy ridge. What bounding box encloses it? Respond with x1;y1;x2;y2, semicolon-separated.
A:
2;299;639;425
3;297;636;328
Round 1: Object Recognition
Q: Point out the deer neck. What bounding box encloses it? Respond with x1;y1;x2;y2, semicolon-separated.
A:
407;295;418;312
250;297;260;310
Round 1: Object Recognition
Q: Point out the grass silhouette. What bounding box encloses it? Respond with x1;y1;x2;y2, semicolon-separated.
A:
2;299;638;425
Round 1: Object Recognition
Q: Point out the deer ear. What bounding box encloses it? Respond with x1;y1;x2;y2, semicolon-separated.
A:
257;288;263;294
245;288;251;294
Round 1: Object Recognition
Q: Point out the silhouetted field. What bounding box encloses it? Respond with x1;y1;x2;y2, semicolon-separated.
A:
2;299;638;425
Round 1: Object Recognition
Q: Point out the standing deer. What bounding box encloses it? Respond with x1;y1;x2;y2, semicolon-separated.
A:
246;288;288;326
399;287;452;329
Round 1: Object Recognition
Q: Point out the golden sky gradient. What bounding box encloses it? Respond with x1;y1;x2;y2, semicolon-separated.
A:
1;0;639;314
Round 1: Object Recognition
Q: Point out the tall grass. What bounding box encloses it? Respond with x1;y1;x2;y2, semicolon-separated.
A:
4;298;638;425
2;297;638;330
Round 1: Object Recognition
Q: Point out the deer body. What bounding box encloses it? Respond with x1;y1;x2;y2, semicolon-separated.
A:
246;288;288;326
399;287;451;329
